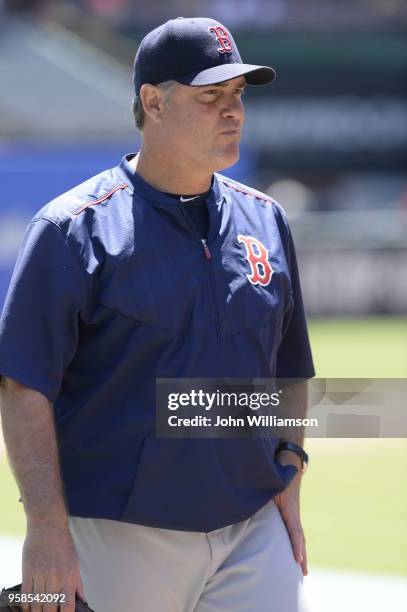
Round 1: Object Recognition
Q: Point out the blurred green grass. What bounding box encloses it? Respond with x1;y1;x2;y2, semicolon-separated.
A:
0;457;25;535
0;316;406;576
308;316;407;378
302;439;407;576
305;316;407;575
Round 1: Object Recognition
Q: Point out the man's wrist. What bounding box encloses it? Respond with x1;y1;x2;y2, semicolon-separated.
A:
26;506;69;531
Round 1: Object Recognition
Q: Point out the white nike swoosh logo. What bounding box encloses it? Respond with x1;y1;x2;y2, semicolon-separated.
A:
180;195;200;203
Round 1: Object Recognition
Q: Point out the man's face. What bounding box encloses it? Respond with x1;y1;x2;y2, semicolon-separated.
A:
159;76;246;174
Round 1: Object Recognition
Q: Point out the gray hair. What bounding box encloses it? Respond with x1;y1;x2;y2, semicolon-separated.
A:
132;80;176;131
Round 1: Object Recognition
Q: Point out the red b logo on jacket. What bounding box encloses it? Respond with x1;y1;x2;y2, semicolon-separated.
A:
237;235;274;287
208;26;233;54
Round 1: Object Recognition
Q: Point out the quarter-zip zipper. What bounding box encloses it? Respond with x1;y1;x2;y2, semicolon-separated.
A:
206;256;221;344
177;203;221;343
201;238;221;343
201;239;212;260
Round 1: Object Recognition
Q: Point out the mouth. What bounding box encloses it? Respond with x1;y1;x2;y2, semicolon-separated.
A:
219;130;241;136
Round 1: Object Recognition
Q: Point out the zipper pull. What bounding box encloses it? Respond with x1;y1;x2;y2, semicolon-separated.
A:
201;239;212;260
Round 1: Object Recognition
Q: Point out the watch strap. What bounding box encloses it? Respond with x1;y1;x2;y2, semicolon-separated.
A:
276;441;309;471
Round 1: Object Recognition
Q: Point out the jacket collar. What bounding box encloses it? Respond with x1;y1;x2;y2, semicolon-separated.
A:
118;153;223;209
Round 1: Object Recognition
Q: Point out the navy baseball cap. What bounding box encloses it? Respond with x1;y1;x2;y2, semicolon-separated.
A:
134;17;276;95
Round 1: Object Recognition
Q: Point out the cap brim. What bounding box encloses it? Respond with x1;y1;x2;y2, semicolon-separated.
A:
176;63;276;87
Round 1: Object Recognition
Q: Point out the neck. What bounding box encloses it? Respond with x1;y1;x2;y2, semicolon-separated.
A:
130;144;213;195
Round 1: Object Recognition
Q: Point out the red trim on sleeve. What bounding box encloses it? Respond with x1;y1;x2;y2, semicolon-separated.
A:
72;183;128;215
220;179;275;205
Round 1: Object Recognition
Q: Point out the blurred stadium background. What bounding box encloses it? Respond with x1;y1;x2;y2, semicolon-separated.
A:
0;0;406;609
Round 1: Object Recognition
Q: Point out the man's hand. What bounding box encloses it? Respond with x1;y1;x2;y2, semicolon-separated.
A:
0;377;86;609
274;450;308;576
21;523;85;612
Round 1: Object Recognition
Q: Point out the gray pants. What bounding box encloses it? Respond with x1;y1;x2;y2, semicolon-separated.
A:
68;498;310;612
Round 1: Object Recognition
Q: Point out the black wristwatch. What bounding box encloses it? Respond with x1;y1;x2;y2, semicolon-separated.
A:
276;441;309;473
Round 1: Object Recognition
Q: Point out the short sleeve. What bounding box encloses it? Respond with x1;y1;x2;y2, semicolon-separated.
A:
0;218;88;402
274;206;315;380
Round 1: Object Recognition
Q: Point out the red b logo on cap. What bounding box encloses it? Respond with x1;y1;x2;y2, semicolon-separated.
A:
208;26;233;54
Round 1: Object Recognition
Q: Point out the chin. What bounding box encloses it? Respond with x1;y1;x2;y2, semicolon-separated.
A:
215;146;240;173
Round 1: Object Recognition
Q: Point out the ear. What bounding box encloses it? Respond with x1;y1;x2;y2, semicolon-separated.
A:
140;84;166;124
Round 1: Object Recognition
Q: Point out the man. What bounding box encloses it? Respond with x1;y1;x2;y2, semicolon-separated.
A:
0;17;314;612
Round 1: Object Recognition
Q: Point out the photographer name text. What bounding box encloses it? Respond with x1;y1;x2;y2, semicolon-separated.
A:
168;415;318;428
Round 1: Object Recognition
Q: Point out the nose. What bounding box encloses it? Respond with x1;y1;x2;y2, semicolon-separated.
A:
221;95;244;124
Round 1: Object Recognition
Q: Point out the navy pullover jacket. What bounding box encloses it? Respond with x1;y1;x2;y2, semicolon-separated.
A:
0;154;314;532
